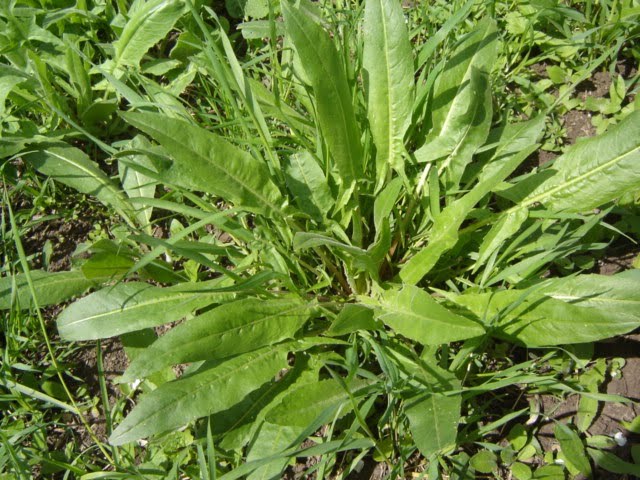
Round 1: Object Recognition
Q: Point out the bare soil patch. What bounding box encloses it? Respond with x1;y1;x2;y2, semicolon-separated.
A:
68;339;129;447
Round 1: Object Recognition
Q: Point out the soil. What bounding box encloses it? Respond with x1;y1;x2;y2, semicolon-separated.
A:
597;246;640;275
17;201;133;453
532;228;640;478
44;339;130;454
536;334;640;480
562;71;611;146
23;216;95;272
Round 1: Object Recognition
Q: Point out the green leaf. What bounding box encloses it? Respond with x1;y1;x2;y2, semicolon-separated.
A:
373;176;403;237
532;465;564;479
121;297;312;382
284;151;334;221
452;289;640;346
215;356;321;451
241;360;324;479
522;110;640;212
109;345;290;445
373;285;485;344
474;208;529;272
474;116;545;186
420;18;497;189
113;0;186;69
539;271;640;318
293;232;382;277
430;18;497;129
400;145;536;285
293;232;363;255
469;450;498;474
119;135;157;230
81;252;135;280
282;0;363;199
587;448;640;476
120;112;284;217
622;414;640;434
546;65;566;84
57;278;237;340
0;271;96;310
511;463;532;480
245;376;374;479
0;75;25;117
554;424;591;476
632;444;640;465
326;304;382;336
246;422;305;480
23;143;135;226
405;392;461;457
507;424;529;451
226;0;270;18
363;0;414;186
577;395;599;433
429;67;493;189
266;378;373;427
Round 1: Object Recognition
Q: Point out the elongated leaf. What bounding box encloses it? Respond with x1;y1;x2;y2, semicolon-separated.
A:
405;392;461;457
81;251;135;280
121;297;312;382
420;18;497;189
431;67;493;189
57;278;237;340
242;361;325;479
587;449;640;476
400;145;537;284
246;422;305;480
245;377;375;479
452;289;640;346
109;345;290;445
249;77;311;134
120;112;284;217
216;357;321;451
113;0;186;69
285;151;334;221
23;143;135;226
282;0;363;198
430;18;497;130
0;271;96;310
266;378;374;427
373;176;403;237
539;271;640;318
293;232;364;256
363;0;414;186
119;135;156;230
213;16;275;167
326;304;382;336
0;75;25;117
473;208;529;272
522;110;640;212
373;285;484;344
293;232;383;277
474;116;545;185
554;424;591;477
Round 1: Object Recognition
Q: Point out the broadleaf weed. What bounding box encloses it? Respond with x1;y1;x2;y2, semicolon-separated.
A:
1;0;639;477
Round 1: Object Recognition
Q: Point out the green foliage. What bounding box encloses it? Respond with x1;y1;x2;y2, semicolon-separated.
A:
1;0;640;477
